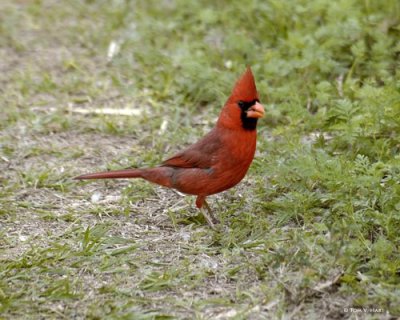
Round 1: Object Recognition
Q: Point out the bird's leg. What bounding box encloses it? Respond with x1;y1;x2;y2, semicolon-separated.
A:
203;200;220;224
196;195;219;228
200;207;216;230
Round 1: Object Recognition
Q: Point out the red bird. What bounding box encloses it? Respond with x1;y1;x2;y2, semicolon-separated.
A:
75;67;264;228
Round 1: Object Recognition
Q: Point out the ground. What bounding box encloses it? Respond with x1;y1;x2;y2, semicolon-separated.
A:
1;1;400;319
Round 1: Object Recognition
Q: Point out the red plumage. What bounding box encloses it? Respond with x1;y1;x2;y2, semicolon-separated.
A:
75;67;265;228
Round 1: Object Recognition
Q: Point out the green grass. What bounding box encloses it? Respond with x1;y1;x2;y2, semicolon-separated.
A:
1;0;400;318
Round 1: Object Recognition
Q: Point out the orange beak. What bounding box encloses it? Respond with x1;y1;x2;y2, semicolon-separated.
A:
246;102;265;119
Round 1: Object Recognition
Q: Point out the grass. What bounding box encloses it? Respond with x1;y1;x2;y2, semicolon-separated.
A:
1;0;400;318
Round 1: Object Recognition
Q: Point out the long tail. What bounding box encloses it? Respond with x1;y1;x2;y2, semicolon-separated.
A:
74;169;143;180
74;167;174;189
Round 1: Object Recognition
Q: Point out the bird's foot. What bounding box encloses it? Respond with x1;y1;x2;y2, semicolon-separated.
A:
199;207;216;229
201;201;220;228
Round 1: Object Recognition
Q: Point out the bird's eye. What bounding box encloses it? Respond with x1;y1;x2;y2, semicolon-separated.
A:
238;101;245;108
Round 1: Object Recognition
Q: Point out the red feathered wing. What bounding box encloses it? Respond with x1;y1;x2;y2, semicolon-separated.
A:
161;130;221;169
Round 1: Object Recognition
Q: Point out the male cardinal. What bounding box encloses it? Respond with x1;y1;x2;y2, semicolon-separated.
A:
75;67;264;228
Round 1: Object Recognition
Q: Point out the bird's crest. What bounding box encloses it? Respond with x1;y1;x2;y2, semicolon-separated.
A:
227;67;259;103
